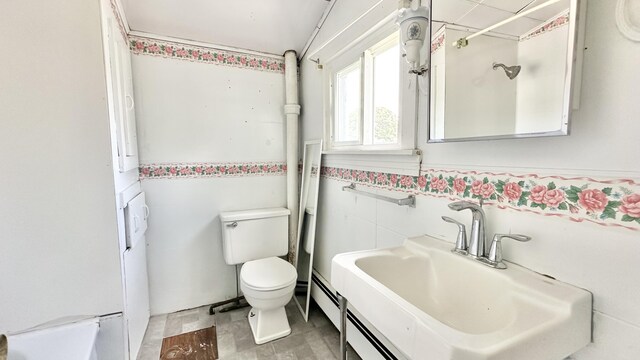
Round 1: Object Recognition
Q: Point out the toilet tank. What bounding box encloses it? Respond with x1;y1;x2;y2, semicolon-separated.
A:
220;207;291;265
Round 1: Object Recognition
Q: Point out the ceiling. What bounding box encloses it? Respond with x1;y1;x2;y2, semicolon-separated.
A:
433;0;571;37
119;0;331;56
119;0;569;56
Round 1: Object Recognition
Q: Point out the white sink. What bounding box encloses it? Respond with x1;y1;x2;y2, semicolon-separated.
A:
331;235;591;360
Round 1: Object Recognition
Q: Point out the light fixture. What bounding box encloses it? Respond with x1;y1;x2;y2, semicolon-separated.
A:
396;1;430;75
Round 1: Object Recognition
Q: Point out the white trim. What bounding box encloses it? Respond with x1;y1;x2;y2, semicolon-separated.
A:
323;151;422;176
315;13;398;66
572;0;587;110
323;149;420;156
300;0;338;59
308;0;387;62
118;181;142;209
112;0;131;33
333;60;363;145
324;26;416;153
127;30;285;60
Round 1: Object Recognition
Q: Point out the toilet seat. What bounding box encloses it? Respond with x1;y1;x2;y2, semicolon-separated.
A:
241;257;297;291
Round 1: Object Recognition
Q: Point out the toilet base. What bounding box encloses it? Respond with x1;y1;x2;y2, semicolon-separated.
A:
247;306;291;344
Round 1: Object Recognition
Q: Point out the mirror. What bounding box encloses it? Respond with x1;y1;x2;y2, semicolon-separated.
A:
428;0;582;142
293;140;323;321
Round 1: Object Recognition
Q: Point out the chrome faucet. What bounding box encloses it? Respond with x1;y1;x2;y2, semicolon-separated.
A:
443;200;531;269
447;200;486;257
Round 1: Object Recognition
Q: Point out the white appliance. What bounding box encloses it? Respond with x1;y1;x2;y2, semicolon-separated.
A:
7;319;99;360
122;185;150;359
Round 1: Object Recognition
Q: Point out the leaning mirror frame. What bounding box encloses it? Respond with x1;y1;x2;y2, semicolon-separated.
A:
293;140;323;321
426;0;585;143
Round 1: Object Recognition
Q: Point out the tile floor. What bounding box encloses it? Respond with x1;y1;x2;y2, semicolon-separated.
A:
137;299;362;360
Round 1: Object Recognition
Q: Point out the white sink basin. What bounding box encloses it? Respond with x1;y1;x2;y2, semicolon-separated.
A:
331;235;591;360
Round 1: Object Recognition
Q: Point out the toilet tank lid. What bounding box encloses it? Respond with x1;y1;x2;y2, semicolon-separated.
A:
220;207;290;222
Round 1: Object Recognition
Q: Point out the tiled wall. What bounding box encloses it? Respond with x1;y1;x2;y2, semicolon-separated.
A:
300;1;640;359
108;0;291;316
132;42;287;315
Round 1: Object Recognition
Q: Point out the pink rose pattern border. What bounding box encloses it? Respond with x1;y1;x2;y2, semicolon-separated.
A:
109;0;284;73
129;36;285;73
109;0;128;42
138;162;640;230
520;12;570;41
431;33;445;54
432;11;569;50
139;162;287;179
320;166;640;231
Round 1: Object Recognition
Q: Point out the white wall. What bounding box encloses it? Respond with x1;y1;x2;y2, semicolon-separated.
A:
0;0;123;333
515;23;570;133
430;29;446;139
300;0;640;359
443;28;518;138
132;54;287;314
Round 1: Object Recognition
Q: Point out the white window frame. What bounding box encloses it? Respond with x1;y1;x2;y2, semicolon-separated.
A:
323;26;417;153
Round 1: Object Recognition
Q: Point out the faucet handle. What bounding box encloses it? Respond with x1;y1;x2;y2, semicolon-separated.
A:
487;234;532;268
442;216;467;254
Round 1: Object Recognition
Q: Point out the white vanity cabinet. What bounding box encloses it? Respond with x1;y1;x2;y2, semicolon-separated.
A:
105;17;139;172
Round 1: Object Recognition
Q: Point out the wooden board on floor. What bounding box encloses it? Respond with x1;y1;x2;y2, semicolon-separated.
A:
160;326;218;360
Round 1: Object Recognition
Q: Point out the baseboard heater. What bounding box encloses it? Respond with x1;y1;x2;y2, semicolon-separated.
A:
312;273;398;360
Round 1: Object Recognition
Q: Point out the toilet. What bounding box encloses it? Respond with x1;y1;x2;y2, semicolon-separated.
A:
219;207;296;344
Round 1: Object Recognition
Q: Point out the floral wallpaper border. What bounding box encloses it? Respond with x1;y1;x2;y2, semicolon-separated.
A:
109;0;128;42
129;35;286;73
431;33;445;54
139;162;287;179
520;12;570;41
108;0;284;73
139;163;640;230
432;10;570;50
320;166;640;232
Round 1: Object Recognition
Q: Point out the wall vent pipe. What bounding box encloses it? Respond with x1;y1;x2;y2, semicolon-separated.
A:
284;50;300;262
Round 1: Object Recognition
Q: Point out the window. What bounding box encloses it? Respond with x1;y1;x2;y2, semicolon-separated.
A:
335;61;361;143
371;40;400;145
329;32;410;151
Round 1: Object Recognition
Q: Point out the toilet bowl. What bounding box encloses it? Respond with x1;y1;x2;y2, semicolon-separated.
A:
240;256;297;344
219;207;296;344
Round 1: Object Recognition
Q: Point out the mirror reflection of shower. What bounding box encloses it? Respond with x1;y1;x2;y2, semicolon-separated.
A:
493;62;521;80
293;140;323;321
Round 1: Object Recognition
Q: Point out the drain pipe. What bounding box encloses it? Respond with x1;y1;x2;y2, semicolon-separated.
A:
284;50;300;261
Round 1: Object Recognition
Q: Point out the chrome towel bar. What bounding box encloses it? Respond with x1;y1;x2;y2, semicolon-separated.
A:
342;183;416;207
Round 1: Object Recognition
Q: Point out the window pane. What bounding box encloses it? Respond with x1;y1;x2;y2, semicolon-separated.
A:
335;62;361;143
373;44;399;144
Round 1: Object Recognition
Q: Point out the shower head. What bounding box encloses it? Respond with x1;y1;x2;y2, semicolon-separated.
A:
492;62;521;80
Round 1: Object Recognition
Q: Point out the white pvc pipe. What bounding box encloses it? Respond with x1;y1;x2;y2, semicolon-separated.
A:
284;51;300;261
